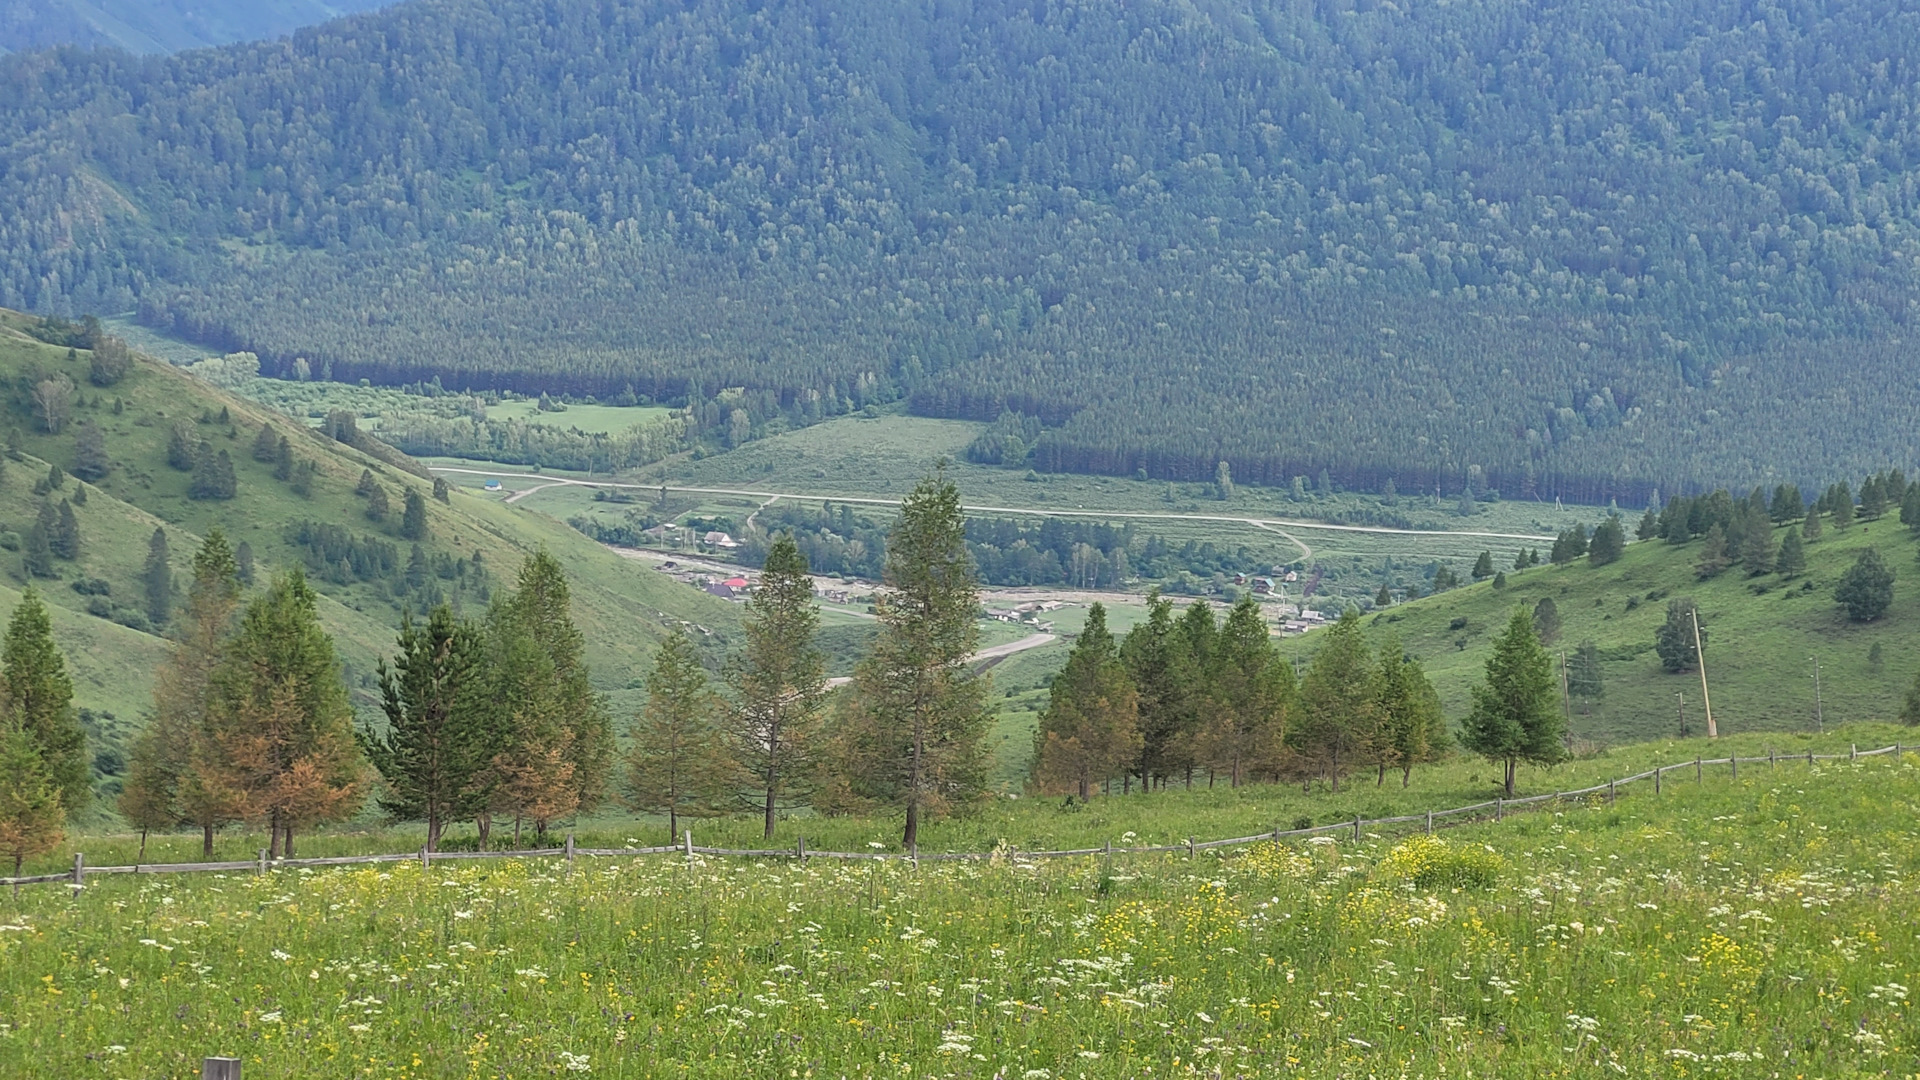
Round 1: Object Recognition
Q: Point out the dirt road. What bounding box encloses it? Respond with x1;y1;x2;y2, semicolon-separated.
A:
823;631;1057;688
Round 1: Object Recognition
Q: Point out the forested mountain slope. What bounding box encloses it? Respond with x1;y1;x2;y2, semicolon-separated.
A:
0;310;735;722
4;0;1920;498
0;0;393;55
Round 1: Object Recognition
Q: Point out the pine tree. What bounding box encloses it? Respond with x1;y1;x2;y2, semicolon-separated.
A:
1585;516;1622;565
1472;551;1494;580
1289;609;1373;792
1802;505;1824;542
1214;459;1233;501
365;483;390;523
726;533;827;838
1192;597;1287;788
433;476;452;503
1373;638;1446;787
1831;482;1855;530
272;436;293;482
189;448;237;500
0;721;64;877
362;605;488;852
1860;476;1889;519
143;527;171;627
1461;606;1565;796
1034;603;1143;798
1835;548;1894;622
210;570;365;858
1374;583;1391;606
72;421;109;481
837;471;990;848
401;488;428;541
1655;599;1707;673
1776;527;1806;577
3;589;87;816
356;468;377;496
235;541;255;586
627;628;729;844
1771;484;1803;523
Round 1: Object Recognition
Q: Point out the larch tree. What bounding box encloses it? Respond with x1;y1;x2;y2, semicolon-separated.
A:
362;605;489;852
0;721;64;878
3;588;87;817
1372;638;1447;787
725;532;827;839
210;570;365;858
1194;597;1291;787
1776;528;1807;577
1461;606;1565;796
123;529;249;857
401;488;429;541
1119;590;1186;791
143;527;172;628
482;603;577;847
497;550;613;820
1289;609;1374;792
838;470;991;849
627;628;729;844
1033;603;1142;799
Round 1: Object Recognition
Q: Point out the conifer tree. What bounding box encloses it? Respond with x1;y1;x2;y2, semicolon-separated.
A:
210;570;365;858
1289;609;1373;792
51;500;79;560
1636;507;1659;540
123;530;248;856
627;628;728;844
189;448;237;500
401;488;429;541
1034;603;1142;798
1461;606;1564;796
1531;597;1561;647
837;471;990;848
362;605;488;852
1372;639;1446;787
143;527;171;627
1374;583;1391;606
1471;551;1494;580
1802;505;1824;542
356;469;377;496
3;589;86;816
1860;476;1889;519
1588;516;1626;565
1835;548;1894;622
1740;505;1774;574
273;436;294;482
251;424;280;462
1119;590;1187;790
365;483;390;523
24;514;56;578
166;423;197;471
0;721;64;878
1194;597;1290;788
433;475;452;503
1655;599;1707;673
1567;641;1604;713
1694;523;1729;578
72;420;109;481
1776;527;1807;577
1831;482;1854;530
725;533;827;837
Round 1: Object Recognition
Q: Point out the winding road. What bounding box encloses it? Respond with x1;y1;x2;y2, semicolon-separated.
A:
429;466;1557;562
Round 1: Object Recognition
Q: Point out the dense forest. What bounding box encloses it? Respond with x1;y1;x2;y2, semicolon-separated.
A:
0;0;394;55
5;0;1920;497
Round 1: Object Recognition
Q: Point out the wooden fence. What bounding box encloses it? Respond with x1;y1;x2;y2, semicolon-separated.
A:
5;742;1907;890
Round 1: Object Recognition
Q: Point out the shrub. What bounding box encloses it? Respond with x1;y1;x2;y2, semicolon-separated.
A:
1380;835;1502;890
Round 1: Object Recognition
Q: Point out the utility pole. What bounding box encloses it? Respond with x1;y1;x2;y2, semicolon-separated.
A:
1559;651;1574;750
1810;656;1823;733
1691;606;1716;738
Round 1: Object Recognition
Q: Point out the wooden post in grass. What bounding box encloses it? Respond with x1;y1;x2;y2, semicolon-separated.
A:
684;830;694;866
1353;814;1362;842
1851;743;1857;762
1425;810;1433;835
1654;766;1661;795
1808;750;1814;767
1608;780;1616;804
797;836;806;862
1695;758;1702;782
1770;748;1776;769
70;852;83;891
202;1057;240;1080
1730;755;1737;780
1186;837;1196;860
565;833;575;871
257;849;268;875
419;846;429;870
1495;798;1503;821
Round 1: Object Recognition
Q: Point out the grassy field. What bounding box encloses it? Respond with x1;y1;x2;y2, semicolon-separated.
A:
485;399;671;433
1280;512;1920;745
2;728;1912;1078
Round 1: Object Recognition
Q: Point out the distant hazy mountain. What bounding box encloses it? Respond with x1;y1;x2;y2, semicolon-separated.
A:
0;0;392;54
4;0;1920;500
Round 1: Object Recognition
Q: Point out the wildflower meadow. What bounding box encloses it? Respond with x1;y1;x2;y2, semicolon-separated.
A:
1;751;1915;1078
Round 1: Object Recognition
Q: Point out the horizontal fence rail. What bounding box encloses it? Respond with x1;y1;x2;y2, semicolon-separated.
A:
4;743;1907;890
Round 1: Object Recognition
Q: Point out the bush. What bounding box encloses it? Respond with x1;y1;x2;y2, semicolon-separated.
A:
1380;835;1502;890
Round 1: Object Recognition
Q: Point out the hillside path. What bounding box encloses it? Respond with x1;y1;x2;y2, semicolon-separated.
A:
823;631;1057;688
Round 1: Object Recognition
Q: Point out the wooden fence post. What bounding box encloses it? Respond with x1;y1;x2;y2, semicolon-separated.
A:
1808;750;1814;767
1608;780;1616;804
1730;755;1737;780
1851;743;1857;761
565;833;575;867
684;830;694;866
256;849;268;875
797;836;807;862
1186;837;1196;860
202;1057;241;1080
70;852;84;891
1654;767;1661;795
1770;748;1776;769
419;845;429;870
1425;810;1433;835
1695;758;1702;781
1495;798;1503;821
1353;814;1362;841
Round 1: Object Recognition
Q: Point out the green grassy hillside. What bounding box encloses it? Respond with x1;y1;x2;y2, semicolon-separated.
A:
1281;514;1920;744
0;312;737;785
